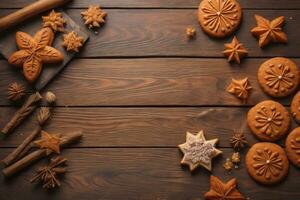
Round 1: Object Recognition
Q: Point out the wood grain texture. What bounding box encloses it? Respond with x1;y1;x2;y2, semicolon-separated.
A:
0;107;297;147
0;9;299;58
0;11;89;91
0;148;299;200
0;58;298;106
1;0;300;9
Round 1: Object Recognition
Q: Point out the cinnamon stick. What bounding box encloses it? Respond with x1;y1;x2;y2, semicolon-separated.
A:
2;127;41;166
2;131;83;177
0;0;72;32
1;92;42;135
7;107;52;164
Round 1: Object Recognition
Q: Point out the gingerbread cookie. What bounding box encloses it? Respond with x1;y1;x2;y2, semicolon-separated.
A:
8;28;63;83
178;131;222;172
258;57;299;98
291;91;300;124
247;100;290;141
204;175;245;200
246;142;289;185
251;15;287;48
198;0;242;38
285;127;300;168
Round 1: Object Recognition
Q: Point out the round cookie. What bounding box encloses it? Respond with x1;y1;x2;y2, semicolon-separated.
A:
291;91;300;124
246;142;289;185
285;127;300;168
198;0;242;38
247;100;290;141
258;57;299;98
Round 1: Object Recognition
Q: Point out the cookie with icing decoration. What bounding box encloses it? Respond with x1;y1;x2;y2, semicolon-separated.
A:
285;127;300;168
247;100;290;142
198;0;242;38
291;91;300;124
178;130;222;172
258;57;299;98
246;142;289;185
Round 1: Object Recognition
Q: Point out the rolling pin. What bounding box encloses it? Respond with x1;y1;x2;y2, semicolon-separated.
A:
0;0;72;32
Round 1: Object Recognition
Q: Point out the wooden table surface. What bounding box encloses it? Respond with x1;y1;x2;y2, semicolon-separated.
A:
0;0;300;199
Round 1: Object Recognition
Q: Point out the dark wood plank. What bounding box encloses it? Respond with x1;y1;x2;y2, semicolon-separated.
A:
0;58;297;106
0;11;89;91
0;107;297;147
0;148;299;200
1;0;300;9
0;9;299;57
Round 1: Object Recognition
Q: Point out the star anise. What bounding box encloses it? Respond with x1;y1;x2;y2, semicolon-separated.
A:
251;15;287;48
230;131;248;150
223;36;248;64
205;175;245;200
31;156;67;189
42;10;66;32
7;82;26;101
62;31;84;52
81;5;107;29
227;77;252;102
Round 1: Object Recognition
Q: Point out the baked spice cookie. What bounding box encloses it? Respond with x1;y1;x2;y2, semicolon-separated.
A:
8;28;64;83
258;57;299;98
204;175;245;200
42;10;66;33
198;0;242;38
247;100;290;141
251;15;287;48
62;31;84;52
178;131;222;172
227;77;252;102
246;142;289;185
291;91;300;124
285;127;300;168
81;5;107;29
223;36;248;64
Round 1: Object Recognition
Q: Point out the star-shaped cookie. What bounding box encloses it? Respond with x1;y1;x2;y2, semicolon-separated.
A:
42;10;66;32
251;15;287;48
223;36;248;64
34;131;61;155
205;175;245;200
227;77;252;102
62;31;84;52
8;28;64;83
178;131;222;172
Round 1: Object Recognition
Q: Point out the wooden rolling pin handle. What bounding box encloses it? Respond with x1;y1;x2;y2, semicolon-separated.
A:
0;0;72;33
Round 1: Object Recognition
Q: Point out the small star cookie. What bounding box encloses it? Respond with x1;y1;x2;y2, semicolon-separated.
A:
205;175;245;200
34;131;61;155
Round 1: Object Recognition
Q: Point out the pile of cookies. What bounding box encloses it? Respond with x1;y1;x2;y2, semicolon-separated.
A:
246;78;300;185
180;0;299;198
197;0;300;186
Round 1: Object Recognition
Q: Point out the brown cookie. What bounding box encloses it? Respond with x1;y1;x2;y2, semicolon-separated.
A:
246;142;289;185
247;100;290;141
198;0;242;38
291;91;300;124
285;127;300;168
258;57;299;98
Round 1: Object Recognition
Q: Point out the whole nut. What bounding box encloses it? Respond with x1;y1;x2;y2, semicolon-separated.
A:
45;91;56;104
